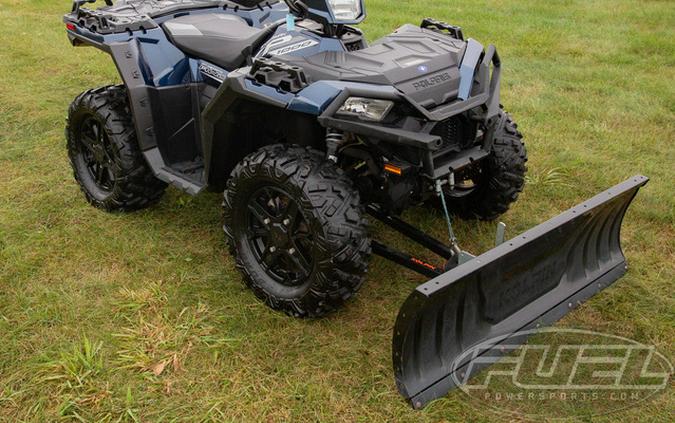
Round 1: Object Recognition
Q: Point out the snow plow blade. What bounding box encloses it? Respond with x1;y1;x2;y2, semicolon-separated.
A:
392;175;649;409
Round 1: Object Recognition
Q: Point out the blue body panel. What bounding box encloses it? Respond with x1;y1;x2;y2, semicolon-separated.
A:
135;29;191;86
288;82;344;114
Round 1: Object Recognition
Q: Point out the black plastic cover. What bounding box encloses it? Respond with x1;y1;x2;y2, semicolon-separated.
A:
274;24;466;109
249;58;309;92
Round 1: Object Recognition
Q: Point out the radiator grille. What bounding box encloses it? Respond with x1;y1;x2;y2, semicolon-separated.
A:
431;116;478;152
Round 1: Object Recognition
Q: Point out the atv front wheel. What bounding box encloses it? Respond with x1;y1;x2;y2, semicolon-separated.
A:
223;145;371;318
447;110;527;220
66;85;166;211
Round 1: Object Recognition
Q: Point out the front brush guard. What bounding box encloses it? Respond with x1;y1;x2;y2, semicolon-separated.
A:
392;175;649;408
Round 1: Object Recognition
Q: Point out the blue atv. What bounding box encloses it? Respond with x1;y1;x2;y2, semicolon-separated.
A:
64;0;647;408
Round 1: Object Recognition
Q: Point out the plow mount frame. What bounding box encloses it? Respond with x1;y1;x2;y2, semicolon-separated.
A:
369;175;649;409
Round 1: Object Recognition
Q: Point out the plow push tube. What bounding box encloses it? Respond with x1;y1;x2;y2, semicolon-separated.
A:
392;175;649;409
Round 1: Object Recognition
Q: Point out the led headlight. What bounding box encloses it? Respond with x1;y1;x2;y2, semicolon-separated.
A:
337;97;394;122
328;0;362;21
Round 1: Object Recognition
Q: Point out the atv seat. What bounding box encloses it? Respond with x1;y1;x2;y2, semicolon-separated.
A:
163;13;275;71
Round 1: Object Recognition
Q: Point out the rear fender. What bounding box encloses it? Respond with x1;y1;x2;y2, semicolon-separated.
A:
65;22;205;193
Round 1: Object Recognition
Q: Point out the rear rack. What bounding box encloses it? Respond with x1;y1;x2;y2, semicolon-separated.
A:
66;0;280;35
66;0;160;34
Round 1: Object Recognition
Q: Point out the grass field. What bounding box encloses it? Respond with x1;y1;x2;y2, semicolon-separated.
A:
0;0;673;421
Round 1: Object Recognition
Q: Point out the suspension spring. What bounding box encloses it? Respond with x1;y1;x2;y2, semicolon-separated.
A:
325;129;345;163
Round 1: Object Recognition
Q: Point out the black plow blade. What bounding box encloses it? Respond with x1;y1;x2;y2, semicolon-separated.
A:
392;175;649;409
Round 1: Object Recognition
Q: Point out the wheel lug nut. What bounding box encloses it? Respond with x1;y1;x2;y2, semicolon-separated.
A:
288;248;296;255
263;218;271;225
283;219;290;226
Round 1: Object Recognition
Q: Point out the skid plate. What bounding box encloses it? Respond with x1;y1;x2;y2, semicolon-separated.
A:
392;175;649;408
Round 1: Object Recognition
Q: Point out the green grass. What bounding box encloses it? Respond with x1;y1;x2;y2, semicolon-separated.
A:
0;0;673;421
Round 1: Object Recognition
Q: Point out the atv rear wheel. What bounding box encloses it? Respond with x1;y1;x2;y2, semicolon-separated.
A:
446;110;527;220
66;85;166;211
223;145;371;318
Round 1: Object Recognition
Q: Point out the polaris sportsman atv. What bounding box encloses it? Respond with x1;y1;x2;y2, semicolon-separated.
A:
64;0;648;408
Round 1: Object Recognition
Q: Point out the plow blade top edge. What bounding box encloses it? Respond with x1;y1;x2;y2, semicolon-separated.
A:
392;175;649;409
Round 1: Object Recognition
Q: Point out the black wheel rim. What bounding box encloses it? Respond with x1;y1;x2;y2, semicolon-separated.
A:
245;186;315;287
77;116;116;192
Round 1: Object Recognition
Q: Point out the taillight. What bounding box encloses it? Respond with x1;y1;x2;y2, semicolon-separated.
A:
66;23;76;31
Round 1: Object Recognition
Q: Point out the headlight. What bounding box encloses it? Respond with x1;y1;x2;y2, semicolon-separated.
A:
337;97;394;122
328;0;362;21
